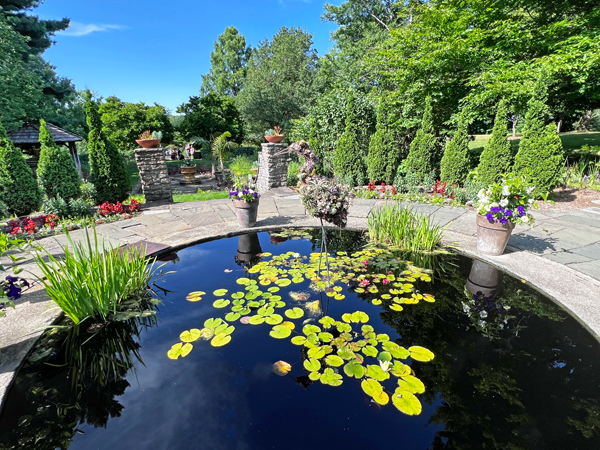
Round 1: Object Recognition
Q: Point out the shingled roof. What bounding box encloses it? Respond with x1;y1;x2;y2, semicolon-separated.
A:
7;121;83;145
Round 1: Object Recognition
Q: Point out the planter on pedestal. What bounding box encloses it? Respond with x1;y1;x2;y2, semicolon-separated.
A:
135;139;161;149
232;199;259;228
180;165;198;185
476;214;515;256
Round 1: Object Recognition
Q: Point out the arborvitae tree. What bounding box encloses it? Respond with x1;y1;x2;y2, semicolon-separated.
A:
0;120;42;216
84;91;131;203
37;119;81;200
405;97;436;182
366;96;401;184
334;91;367;186
477;99;513;186
513;79;565;196
440;116;471;186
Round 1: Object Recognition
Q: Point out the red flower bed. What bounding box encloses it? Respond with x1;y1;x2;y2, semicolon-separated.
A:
6;214;57;235
98;200;142;217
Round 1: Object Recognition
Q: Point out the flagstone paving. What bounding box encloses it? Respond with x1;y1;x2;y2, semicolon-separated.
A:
1;187;600;408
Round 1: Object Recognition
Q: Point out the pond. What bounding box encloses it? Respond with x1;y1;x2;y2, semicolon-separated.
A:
1;229;600;450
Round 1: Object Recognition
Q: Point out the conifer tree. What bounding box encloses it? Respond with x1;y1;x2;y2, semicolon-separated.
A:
37;120;81;201
366;96;402;184
405;97;436;182
513;79;565;196
477;99;513;186
0;120;42;216
334;91;367;186
440;115;470;186
84;91;131;203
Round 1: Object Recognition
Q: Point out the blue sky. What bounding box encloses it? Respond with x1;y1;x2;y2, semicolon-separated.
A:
35;0;338;113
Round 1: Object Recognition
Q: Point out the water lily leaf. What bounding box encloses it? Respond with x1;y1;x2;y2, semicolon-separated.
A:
307;346;325;359
221;325;235;336
392;389;422;415
231;305;243;312
377;351;392;362
351;311;369;323
248;315;265;325
383;342;411;359
343;362;365;378
186;291;205;302
337;323;352;333
285;308;304;319
361;325;374;333
180;343;193;357
391;361;411;377
366;365;390;381
362;346;378;358
259;279;272;286
273;360;292;376
337;347;356;360
355;288;365;293
258;306;275;317
373;391;390;405
372;299;382;306
342;313;352;323
380;294;391;299
225;312;240;322
368;286;379;293
213;289;228;296
292;277;304;283
398;375;425;394
361;378;383;397
239;307;251;315
334;294;345;300
265;314;283;325
246;292;259;300
268;286;280;293
276;279;291;287
204;318;223;329
231;292;245;299
188;290;206;297
248;266;261;274
423;293;435;302
236;278;250;285
309;371;320;381
304;358;321;372
409;346;435;362
211;333;231;347
325;355;344;367
376;333;390;342
318;332;333;343
167;343;183;359
269;325;292;339
390;304;404;312
180;329;201;342
213;299;230;308
291;336;307;345
319;316;337;329
320;368;343;386
303;324;321;335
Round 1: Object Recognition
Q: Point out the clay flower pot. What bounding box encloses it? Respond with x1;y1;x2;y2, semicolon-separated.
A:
136;139;161;149
476;214;515;256
232;199;259;227
265;135;285;143
180;165;197;184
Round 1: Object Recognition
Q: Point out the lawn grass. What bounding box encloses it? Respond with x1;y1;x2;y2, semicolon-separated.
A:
173;191;230;202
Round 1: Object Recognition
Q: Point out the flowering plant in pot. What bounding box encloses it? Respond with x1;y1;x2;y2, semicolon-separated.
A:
475;175;538;255
265;126;285;143
136;130;162;149
229;184;260;227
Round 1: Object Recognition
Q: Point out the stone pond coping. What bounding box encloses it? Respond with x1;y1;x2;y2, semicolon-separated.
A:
1;188;600;410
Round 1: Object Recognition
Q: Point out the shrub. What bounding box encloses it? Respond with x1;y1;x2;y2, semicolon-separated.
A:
0;120;42;216
0;201;9;219
80;181;97;204
35;227;158;324
229;155;254;187
423;170;437;191
42;195;69;217
366;97;402;184
513;78;565;197
69;198;93;217
84;91;132;203
477;99;513;186
36;119;81;201
405;97;437;182
287;160;301;186
440;116;470;186
334;91;368;186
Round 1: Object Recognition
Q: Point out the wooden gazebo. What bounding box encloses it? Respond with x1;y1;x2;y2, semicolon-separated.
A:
7;121;83;175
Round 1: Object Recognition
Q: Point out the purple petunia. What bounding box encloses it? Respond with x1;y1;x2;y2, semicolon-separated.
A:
486;212;494;222
505;209;512;216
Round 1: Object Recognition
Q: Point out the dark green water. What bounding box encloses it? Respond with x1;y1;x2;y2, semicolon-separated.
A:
1;229;599;450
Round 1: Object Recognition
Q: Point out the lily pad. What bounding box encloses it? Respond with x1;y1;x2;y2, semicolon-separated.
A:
284;307;304;319
343;362;365;378
398;375;425;394
366;364;390;381
231;292;245;299
303;324;321;335
268;287;280;293
291;336;307;345
325;354;344;367
180;329;201;343
213;289;228;296
351;311;369;323
269;325;292;339
248;315;265;325
372;299;382;306
303;358;321;372
409;346;435;362
361;378;383;397
320;368;343;386
236;278;250;285
257;306;275;317
392;388;422;415
225;312;241;322
362;345;378;358
213;299;230;308
204;318;223;329
373;391;390;405
390;304;404;312
275;279;291;287
309;371;321;381
391;361;411;377
211;333;231;347
282;321;296;330
265;314;283;325
318;332;333;343
307;346;326;359
377;351;392;362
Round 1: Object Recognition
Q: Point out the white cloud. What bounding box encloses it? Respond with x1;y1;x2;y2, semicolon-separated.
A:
60;21;127;37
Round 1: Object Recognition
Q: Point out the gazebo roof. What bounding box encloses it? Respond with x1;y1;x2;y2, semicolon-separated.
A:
7;121;83;145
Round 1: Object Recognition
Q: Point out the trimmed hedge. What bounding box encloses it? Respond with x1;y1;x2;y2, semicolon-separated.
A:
366;97;402;184
405;97;436;182
334;91;367;186
477;99;513;186
440;116;470;186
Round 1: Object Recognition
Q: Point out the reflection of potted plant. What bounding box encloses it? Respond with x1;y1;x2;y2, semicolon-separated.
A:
136;130;162;149
265;126;285;143
236;233;262;263
230;184;260;228
475;175;537;255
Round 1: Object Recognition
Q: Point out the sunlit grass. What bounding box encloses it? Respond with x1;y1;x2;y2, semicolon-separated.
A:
173;191;229;202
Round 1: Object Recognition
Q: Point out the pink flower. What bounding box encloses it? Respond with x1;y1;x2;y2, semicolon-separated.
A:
362;260;369;265
383;279;390;285
360;280;370;286
387;271;392;274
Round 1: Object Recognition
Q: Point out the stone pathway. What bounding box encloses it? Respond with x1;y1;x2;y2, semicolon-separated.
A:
1;187;600;408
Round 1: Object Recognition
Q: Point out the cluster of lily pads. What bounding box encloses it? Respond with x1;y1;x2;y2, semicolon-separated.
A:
167;247;437;415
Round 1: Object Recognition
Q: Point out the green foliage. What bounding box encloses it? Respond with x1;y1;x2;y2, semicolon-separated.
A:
79;181;97;204
477;99;513;186
42;194;69;217
513;79;565;196
334;91;368;186
229;155;254;187
211;131;238;176
405;97;437;182
287;160;301;186
368;203;444;251
0;200;9;219
366;96;403;184
84;91;132;203
34;227;157;324
201;26;251;97
0;120;42;215
69;197;93;217
37;119;81;200
440;116;470;186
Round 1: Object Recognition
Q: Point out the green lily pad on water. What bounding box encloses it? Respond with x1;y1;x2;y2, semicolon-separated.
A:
291;336;307;345
213;299;230;308
269;325;292;339
366;364;390;381
409;346;435;362
211;333;231;347
248;315;265;325
398;375;425;394
303;358;321;372
284;307;304;319
325;354;344;367
343;362;365;378
392;388;422;415
204;318;223;329
225;312;240;322
307;346;326;359
180;329;201;342
303;324;321;335
213;289;228;296
265;314;283;325
320;368;343;386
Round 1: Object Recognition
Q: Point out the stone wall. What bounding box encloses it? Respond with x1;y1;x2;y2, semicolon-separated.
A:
134;147;173;202
256;143;289;194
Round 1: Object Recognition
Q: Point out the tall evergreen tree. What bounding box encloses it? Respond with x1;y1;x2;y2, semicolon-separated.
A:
334;91;367;186
405;96;436;181
84;91;131;203
0;120;42;215
513;78;565;196
477;99;513;186
366;96;401;184
37;119;81;200
440;116;470;186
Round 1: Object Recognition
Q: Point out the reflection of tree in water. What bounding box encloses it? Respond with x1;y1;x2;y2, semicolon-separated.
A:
0;302;158;450
308;228;367;254
379;254;600;449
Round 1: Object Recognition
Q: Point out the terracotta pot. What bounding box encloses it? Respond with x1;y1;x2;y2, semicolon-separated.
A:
180;165;197;184
136;139;161;149
232;198;259;228
265;135;285;143
476;214;515;256
465;259;504;299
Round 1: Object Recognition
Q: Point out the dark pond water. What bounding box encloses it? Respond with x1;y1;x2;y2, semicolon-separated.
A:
1;229;600;450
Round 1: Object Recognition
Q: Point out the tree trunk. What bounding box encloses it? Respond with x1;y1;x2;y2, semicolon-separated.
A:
557;118;563;133
512;116;519;138
577;110;593;132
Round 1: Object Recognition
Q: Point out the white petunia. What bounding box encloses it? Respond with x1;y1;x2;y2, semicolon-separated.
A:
500;199;509;207
528;198;534;204
480;310;488;318
522;216;529;223
526;187;535;195
502;185;510;196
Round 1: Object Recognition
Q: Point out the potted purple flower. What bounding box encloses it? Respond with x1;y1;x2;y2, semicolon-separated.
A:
475;175;537;255
230;184;260;227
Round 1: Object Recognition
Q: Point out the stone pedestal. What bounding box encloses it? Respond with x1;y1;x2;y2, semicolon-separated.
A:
134;147;173;202
256;143;289;194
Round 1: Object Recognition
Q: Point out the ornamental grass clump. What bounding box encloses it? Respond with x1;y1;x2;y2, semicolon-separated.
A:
368;203;444;252
35;227;158;325
475;175;537;226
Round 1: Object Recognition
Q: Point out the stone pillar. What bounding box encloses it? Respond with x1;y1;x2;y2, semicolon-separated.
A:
256;143;289;194
134;148;173;202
